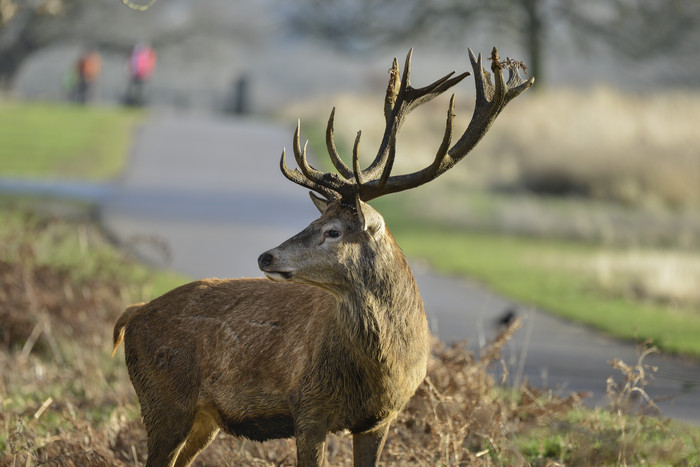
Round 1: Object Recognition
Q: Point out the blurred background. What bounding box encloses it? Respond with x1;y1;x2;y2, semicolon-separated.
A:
4;0;700;108
3;0;700;232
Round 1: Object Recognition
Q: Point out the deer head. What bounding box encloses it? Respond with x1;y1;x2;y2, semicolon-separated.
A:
258;196;386;289
259;47;534;289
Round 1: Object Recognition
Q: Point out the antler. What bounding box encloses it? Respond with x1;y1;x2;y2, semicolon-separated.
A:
280;46;534;204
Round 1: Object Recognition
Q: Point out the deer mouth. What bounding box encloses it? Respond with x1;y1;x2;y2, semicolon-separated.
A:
264;271;294;281
258;252;294;281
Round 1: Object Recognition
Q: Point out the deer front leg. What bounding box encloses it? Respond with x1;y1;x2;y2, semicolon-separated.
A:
295;427;327;467
352;422;390;467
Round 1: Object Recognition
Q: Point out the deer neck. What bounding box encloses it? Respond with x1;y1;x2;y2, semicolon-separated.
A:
331;233;427;360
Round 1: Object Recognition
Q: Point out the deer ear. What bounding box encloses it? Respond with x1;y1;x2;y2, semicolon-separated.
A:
309;192;328;213
355;196;385;238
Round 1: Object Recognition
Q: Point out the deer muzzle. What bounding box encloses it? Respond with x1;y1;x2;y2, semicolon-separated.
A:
258;251;293;281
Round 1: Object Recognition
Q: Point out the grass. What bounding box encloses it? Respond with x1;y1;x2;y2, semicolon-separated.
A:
512;409;700;466
1;209;697;465
0;100;142;180
0;204;187;301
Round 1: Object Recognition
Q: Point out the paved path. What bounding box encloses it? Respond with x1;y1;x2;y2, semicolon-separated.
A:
89;113;700;425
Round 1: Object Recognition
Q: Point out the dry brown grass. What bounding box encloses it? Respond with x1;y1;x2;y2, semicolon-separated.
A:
587;250;700;308
532;247;700;311
489;88;700;208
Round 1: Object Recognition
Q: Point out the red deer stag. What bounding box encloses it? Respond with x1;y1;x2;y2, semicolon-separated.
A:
112;47;533;467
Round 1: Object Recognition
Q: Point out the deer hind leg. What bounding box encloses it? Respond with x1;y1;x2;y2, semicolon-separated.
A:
143;421;190;467
352;422;390;467
173;410;220;467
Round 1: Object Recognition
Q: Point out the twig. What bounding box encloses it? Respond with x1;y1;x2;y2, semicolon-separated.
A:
131;444;139;466
33;397;53;421
20;322;43;360
513;308;536;389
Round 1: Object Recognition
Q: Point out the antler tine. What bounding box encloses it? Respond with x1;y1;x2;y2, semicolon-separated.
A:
352;131;364;187
360;49;414;181
292;120;319;180
432;94;456;174
384;58;400;116
283;120;360;201
403;70;469;113
325;108;354;180
490;47;508;110
280;149;339;201
401;48;413;90
468;48;487;102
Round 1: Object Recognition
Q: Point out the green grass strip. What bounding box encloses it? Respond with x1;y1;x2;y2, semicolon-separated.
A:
0;100;142;180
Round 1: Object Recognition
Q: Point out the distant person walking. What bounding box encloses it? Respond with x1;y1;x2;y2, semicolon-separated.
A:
125;44;156;106
70;50;101;104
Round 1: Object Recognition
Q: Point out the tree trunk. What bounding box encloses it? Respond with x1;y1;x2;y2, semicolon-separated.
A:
523;0;544;90
0;37;39;91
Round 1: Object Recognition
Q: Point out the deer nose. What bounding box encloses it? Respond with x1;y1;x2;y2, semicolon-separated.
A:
258;252;274;270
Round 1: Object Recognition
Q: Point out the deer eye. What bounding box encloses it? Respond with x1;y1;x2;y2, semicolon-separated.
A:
324;229;341;239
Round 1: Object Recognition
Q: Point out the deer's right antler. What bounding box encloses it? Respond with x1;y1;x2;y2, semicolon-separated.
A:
280;46;534;205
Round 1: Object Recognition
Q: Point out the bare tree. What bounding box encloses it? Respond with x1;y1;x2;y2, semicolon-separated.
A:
563;0;700;59
0;0;271;93
0;0;79;88
282;0;700;87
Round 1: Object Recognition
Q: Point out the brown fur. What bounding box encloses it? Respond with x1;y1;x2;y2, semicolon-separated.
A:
113;200;430;467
